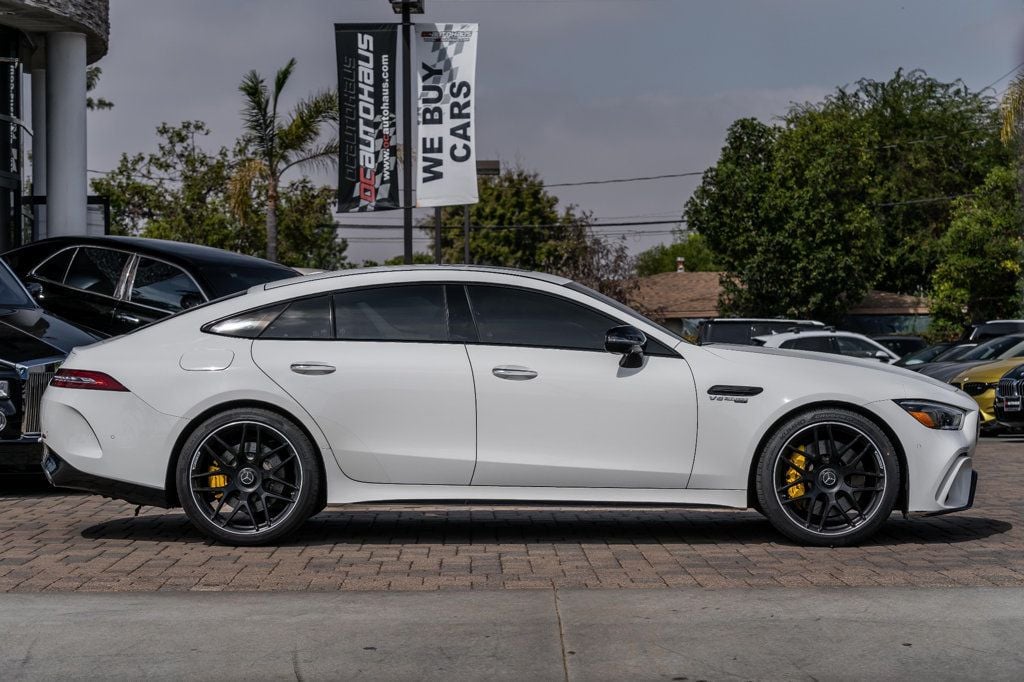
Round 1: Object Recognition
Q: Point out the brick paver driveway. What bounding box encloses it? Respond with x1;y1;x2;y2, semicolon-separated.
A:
1;439;1021;592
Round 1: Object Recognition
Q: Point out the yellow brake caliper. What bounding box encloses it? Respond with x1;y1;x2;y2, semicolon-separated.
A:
785;447;807;499
208;465;228;499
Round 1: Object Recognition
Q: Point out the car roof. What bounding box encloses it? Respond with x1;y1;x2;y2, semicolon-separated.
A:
702;318;824;324
754;330;863;341
264;264;572;290
14;236;297;272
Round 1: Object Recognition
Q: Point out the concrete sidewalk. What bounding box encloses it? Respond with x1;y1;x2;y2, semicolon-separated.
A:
2;588;1023;680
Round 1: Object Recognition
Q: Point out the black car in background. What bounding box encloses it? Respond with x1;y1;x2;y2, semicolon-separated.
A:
0;260;99;471
696;318;825;345
995;363;1024;428
2;236;299;337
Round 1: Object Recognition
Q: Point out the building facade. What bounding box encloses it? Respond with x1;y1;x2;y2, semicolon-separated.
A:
0;0;109;251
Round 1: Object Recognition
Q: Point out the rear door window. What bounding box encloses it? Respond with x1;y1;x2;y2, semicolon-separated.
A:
261;295;333;340
130;257;205;312
333;285;447;342
64;248;130;297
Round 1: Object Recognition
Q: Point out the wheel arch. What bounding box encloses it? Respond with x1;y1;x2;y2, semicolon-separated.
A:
164;399;328;510
744;400;909;513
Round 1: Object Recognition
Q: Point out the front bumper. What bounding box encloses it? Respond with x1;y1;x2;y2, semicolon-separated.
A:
922;469;977;517
43;449;170;508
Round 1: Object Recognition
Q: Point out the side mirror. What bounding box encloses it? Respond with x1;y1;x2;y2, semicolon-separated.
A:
605;325;647;369
874;350;891;363
180;293;204;310
25;282;43;301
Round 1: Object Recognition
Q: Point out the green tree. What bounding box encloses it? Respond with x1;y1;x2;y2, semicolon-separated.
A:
854;70;1008;293
420;169;635;299
232;58;339;262
929;166;1023;339
688;111;882;321
86;66;113;111
90;121;348;270
634;233;719;276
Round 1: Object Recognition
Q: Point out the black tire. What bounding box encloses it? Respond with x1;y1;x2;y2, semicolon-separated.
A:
755;408;899;547
176;408;321;546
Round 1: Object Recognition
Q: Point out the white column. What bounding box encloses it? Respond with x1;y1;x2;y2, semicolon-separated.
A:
45;32;87;238
31;67;46;240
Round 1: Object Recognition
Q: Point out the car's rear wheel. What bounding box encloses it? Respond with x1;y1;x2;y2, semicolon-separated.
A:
755;408;899;546
176;408;320;545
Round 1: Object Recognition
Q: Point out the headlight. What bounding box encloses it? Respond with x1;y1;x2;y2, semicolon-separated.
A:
959;381;995;396
0;379;8;400
895;400;965;430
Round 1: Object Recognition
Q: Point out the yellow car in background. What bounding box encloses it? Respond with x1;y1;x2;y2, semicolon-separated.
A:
950;358;1024;431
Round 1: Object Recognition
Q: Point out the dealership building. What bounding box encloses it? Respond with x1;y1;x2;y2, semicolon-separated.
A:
0;0;108;252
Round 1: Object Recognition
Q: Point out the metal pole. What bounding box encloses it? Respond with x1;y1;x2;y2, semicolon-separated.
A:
401;7;414;264
463;205;470;264
434;206;442;264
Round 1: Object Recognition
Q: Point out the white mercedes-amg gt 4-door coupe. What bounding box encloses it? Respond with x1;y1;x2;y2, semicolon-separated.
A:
41;267;977;546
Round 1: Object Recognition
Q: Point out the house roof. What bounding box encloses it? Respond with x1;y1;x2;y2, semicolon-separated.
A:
630;271;929;319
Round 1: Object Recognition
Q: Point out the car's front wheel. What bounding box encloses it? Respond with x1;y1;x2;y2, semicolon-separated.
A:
176;408;321;545
755;408;899;546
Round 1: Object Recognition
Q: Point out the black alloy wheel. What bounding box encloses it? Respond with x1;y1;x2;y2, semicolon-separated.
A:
176;408;321;545
756;408;899;546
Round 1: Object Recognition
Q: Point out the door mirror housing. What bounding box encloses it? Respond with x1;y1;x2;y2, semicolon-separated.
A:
605;325;647;368
25;282;43;301
874;350;891;363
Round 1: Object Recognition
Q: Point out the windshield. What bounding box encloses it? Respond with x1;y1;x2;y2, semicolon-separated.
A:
564;282;686;344
0;261;33;308
960;335;1024;361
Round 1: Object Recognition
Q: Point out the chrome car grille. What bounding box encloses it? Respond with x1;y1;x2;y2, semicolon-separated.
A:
20;369;55;435
998;378;1022;399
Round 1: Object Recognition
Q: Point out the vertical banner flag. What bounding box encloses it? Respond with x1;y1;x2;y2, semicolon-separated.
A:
415;23;479;207
335;23;399;211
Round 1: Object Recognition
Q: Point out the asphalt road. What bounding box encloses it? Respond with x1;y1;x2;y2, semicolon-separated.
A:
2;588;1023;680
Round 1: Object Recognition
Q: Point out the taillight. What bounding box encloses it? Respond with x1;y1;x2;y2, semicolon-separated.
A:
49;369;129;392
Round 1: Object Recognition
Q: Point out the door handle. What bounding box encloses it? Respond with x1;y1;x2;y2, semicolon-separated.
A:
492;366;538;381
114;312;141;325
290;362;336;376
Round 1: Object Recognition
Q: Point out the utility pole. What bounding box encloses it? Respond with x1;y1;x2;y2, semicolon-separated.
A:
391;1;424;264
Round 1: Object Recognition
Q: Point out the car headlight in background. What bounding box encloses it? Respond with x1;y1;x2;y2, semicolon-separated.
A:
0;380;8;400
895;400;965;430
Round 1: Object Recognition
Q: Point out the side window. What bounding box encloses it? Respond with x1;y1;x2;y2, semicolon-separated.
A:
333;285;447;341
261;295;333;339
466;285;614;351
130;257;204;312
64;247;130;297
782;337;835;353
836;336;880;358
34;249;76;283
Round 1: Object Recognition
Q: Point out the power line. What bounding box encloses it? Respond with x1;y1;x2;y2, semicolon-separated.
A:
546;171;703;188
982;60;1024;92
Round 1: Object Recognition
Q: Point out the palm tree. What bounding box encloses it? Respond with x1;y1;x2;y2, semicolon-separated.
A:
1000;73;1024;144
232;58;338;262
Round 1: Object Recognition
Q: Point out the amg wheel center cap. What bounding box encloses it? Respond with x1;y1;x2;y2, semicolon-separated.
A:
238;468;258;488
818;468;839;488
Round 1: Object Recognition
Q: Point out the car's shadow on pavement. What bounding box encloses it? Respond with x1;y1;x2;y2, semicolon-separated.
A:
80;508;1013;548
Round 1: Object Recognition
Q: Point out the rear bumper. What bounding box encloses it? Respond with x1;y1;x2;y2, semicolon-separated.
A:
43;449;170;508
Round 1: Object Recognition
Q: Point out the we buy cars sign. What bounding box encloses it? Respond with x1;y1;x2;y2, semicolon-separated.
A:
415;23;479;207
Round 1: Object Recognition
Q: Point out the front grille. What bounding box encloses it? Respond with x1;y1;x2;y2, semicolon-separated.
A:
21;369;55;435
961;382;992;396
998;378;1020;398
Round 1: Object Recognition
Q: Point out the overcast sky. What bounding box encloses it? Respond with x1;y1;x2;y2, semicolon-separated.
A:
82;0;1023;263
